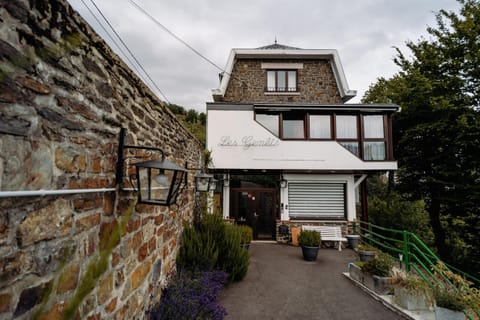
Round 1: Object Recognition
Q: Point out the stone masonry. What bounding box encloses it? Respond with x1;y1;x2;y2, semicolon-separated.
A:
0;0;202;319
220;59;343;104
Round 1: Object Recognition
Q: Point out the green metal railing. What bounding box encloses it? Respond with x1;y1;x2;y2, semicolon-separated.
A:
356;221;480;318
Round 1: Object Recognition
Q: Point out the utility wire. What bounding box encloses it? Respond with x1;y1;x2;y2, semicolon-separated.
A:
88;0;171;103
79;0;146;84
129;0;230;76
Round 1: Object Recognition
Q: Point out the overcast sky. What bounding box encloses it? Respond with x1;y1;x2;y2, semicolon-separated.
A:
67;0;460;112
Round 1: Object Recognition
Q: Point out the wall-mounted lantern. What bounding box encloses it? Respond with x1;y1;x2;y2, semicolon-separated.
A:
194;172;216;192
116;128;187;206
280;179;288;188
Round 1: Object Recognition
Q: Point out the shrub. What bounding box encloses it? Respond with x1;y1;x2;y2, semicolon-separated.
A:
218;224;250;282
357;244;378;252
361;252;394;277
298;230;321;247
176;225;218;273
149;270;228;320
433;262;479;313
238;225;253;244
177;215;250;283
433;286;465;311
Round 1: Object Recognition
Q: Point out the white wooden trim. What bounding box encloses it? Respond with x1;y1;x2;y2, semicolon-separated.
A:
261;62;303;69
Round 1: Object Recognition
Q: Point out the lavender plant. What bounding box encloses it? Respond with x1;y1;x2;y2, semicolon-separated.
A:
149;270;228;320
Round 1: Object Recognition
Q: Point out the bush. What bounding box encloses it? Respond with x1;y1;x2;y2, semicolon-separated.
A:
433;286;465;311
149;270;228;320
218;224;250;282
361;252;394;277
176;226;218;273
238;225;253;244
433;262;479;313
298;230;321;247
177;215;250;283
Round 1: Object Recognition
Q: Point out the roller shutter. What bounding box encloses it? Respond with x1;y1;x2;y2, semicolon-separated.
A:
288;183;345;219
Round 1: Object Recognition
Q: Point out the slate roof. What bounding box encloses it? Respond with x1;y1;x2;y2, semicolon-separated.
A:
256;42;301;50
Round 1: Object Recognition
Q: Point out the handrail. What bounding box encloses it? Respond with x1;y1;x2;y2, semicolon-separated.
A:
358;221;479;319
359;221;480;286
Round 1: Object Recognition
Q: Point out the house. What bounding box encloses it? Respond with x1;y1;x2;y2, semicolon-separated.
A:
206;43;398;240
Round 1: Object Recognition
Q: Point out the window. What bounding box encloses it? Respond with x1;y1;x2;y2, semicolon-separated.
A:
255;113;279;136
282;113;305;139
336;115;359;156
266;70;297;92
363;115;386;160
309;115;331;139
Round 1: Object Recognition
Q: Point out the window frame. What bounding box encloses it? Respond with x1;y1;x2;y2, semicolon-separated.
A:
265;70;298;93
361;114;388;161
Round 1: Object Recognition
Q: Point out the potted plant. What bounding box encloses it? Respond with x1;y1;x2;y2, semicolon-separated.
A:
238;225;253;250
431;261;480;319
298;230;321;261
346;234;360;249
433;286;466;320
392;271;434;311
357;244;378;262
360;252;394;295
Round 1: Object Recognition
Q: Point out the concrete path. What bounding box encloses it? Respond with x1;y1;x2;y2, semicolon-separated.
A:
220;243;405;320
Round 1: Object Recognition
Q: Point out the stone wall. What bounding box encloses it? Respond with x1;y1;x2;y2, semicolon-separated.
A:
221;59;343;103
0;0;202;319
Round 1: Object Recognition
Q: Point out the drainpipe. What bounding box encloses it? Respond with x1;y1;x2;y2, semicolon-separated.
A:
0;188;116;198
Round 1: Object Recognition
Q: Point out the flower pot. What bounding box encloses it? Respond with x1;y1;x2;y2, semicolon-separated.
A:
358;250;376;262
434;306;465;320
346;235;360;249
372;275;392;295
301;245;319;261
394;287;433;311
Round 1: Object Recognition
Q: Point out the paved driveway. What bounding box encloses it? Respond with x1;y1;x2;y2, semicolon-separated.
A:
220;243;405;320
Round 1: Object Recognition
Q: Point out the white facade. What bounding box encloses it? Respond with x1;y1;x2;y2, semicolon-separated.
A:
208;108;397;172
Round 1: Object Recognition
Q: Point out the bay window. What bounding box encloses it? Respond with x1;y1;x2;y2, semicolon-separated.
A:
254;110;391;161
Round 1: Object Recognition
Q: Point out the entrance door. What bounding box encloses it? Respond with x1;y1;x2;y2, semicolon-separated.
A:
230;188;277;240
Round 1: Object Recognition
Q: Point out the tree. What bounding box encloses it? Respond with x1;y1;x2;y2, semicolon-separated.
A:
363;0;480;276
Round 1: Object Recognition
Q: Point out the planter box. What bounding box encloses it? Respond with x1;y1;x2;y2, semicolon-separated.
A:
434;306;465;320
348;263;392;295
394;287;433;311
372;275;392;295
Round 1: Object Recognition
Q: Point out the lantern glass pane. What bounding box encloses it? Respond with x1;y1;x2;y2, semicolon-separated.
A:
150;168;173;202
196;177;210;192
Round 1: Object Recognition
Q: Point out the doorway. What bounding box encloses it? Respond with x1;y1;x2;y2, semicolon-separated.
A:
230;188;278;240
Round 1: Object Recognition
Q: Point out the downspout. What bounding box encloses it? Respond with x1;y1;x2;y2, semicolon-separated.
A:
0;188;116;198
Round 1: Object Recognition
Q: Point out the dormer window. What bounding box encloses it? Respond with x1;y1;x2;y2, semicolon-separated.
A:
266;70;297;92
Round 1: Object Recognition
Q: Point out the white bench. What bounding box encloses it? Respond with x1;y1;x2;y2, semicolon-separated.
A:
302;225;347;251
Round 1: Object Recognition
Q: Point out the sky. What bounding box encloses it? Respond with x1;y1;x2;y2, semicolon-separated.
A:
66;0;461;112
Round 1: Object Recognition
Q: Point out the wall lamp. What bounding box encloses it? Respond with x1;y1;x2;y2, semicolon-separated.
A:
280;179;288;188
116;128;187;206
194;173;217;192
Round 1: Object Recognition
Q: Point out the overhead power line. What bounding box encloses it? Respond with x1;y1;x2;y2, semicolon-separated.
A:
79;0;146;81
87;0;171;103
129;0;230;76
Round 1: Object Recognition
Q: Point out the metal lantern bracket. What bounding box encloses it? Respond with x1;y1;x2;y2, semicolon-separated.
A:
116;128;188;206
